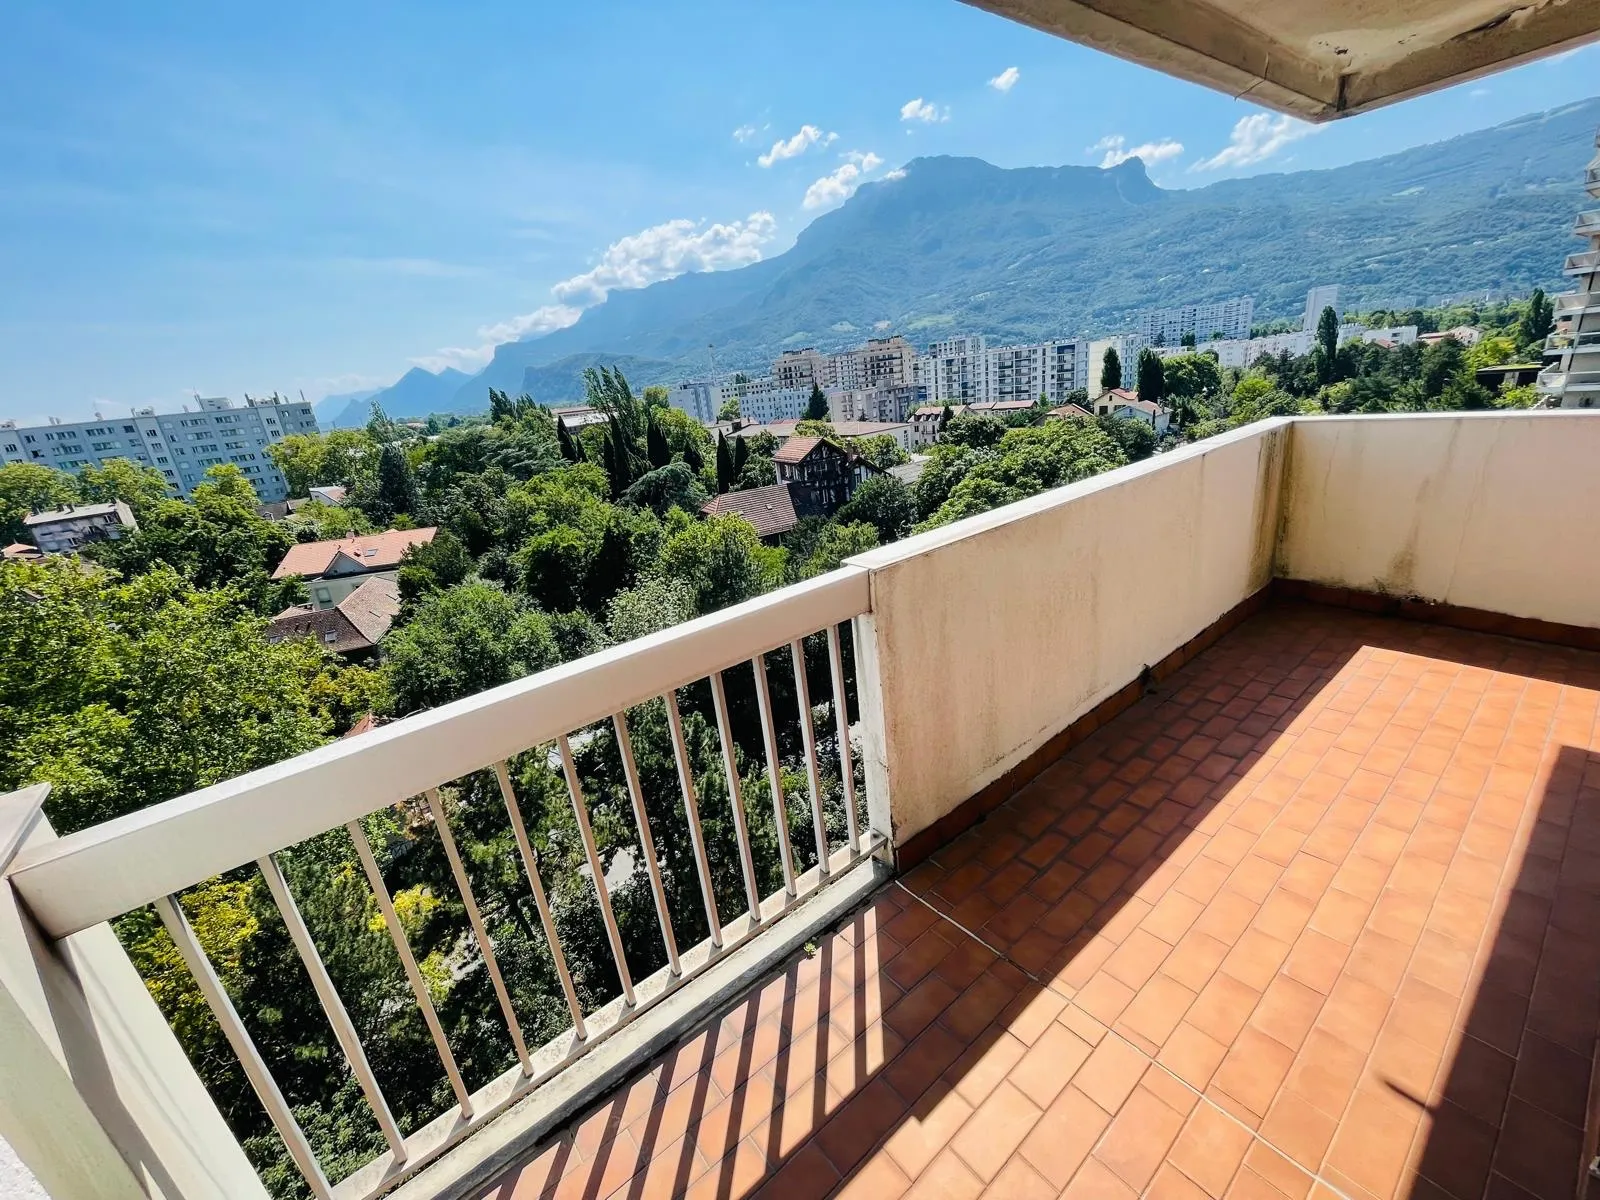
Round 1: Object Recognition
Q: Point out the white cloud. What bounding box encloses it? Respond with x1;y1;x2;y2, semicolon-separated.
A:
900;98;948;123
732;123;761;143
883;167;907;181
803;152;884;210
758;124;832;167
415;212;778;368
1190;113;1315;171
1089;134;1184;169
989;66;1021;92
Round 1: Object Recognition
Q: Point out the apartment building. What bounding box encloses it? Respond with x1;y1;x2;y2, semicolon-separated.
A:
827;336;917;391
1086;334;1144;396
1303;283;1342;330
772;348;829;392
0;394;317;502
918;336;990;405
1136;295;1254;345
1539;126;1600;409
826;383;923;423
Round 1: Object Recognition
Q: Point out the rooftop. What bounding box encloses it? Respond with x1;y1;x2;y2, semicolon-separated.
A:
471;599;1600;1200
21;502;127;525
772;436;825;465
267;577;401;654
271;527;437;581
700;482;813;538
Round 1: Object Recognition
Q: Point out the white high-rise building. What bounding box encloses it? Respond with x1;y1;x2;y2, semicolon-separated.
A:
1136;297;1254;346
922;336;991;405
1303;284;1342;331
1539;126;1600;409
0;394;317;503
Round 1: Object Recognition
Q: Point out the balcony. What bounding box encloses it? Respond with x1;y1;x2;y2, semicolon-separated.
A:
1562;249;1600;275
1538;368;1600;396
1575;210;1600;238
1544;330;1600;354
5;412;1600;1200
1554;290;1600;319
1588;165;1600;199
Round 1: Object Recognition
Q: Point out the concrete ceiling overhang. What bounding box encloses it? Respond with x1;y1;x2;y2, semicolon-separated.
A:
963;0;1600;120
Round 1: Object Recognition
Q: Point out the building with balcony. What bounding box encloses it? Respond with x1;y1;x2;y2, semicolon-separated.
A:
20;501;137;554
1540;128;1600;409
0;394;316;503
1137;296;1255;346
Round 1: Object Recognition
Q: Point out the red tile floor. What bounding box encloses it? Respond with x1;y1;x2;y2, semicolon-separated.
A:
474;601;1600;1200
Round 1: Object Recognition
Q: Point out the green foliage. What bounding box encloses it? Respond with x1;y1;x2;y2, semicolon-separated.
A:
941;413;1006;450
396;530;472;608
717;396;741;421
0;561;339;833
1316;306;1340;385
76;458;173;514
655;513;785;615
1518;288;1554;351
835;474;915;542
1135;348;1165;408
1100;346;1121;394
266;430;377;498
715;433;734;494
370;442;424;524
0;462;79;543
804;383;830;421
844;434;910;470
918;419;1128;530
380;583;558;713
623;461;708;516
1095;414;1157;462
86;466;297;612
605;576;696;642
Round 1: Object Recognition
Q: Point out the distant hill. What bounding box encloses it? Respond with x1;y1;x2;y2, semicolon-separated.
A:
337;366;469;426
431;96;1598;386
315;387;379;426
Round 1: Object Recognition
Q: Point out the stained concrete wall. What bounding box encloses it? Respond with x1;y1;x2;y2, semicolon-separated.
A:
847;419;1291;849
1279;412;1600;630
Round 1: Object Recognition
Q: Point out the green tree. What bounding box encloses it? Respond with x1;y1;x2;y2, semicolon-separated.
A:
717;396;741;422
0;462;78;544
381;583;559;713
799;522;878;576
715;432;734;494
843;434;910;470
1135;348;1166;409
623;462;708;516
266;429;377;498
555;418;583;464
919;419;1128;530
645;410;671;469
1518;288;1554;350
835;474;915;542
1180;331;1197;349
0;561;340;832
396;530;473;608
1095;414;1157;462
804;383;830;421
942;413;1006;450
1315;305;1340;385
372;443;423;523
76;458;173;515
1100;346;1122;394
654;513;785;615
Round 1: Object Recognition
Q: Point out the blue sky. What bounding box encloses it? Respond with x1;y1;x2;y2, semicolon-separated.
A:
1;0;1597;421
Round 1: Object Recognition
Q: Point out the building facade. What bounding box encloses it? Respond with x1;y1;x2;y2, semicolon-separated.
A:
1302;284;1342;331
0;394;317;502
1136;296;1254;345
21;501;137;554
1541;127;1600;409
271;528;437;610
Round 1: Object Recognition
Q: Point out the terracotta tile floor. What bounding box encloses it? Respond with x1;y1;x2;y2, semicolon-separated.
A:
472;602;1600;1200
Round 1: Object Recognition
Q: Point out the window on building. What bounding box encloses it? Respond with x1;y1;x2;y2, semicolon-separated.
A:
123;425;136;433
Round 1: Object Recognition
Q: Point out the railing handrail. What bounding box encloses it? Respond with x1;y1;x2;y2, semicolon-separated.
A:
9;566;870;939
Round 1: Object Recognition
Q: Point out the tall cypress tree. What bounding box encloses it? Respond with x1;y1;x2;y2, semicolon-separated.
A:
732;435;749;480
374;443;422;522
604;415;634;498
646;410;670;468
715;432;734;494
556;418;581;463
1315;306;1340;385
805;383;830;421
1100;347;1122;394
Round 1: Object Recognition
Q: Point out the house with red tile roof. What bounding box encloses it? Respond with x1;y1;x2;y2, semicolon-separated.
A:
266;577;401;658
271;527;435;610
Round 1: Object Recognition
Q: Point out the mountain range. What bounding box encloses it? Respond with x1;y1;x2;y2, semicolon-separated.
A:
353;96;1600;422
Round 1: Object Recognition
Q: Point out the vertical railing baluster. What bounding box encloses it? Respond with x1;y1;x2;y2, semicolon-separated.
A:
826;624;861;852
751;652;797;897
256;854;408;1163
557;734;636;1006
347;820;474;1117
791;638;831;876
710;670;762;923
613;712;681;974
663;690;723;948
154;894;335;1200
493;762;586;1038
424;788;532;1073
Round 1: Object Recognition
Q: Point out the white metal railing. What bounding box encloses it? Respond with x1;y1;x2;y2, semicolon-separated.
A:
1555;291;1600;316
1576;210;1600;237
1545;330;1600;352
8;567;879;1200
